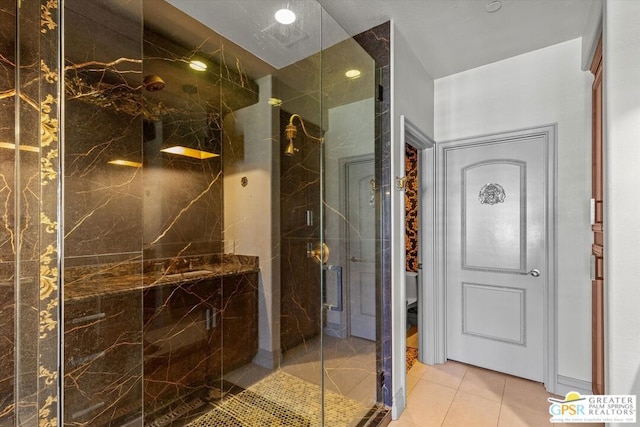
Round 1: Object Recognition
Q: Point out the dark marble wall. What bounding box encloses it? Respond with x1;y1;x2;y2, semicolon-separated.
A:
279;110;322;353
63;2;144;425
61;1;260;425
0;1;16;422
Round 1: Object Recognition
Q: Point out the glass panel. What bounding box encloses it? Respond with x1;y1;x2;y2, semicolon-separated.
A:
63;1;143;425
12;0;62;425
53;1;379;425
0;1;17;423
320;8;380;425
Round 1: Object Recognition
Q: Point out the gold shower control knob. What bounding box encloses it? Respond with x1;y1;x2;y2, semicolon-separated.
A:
309;242;329;265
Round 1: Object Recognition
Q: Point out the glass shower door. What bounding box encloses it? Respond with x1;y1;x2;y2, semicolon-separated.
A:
26;0;383;425
319;9;380;425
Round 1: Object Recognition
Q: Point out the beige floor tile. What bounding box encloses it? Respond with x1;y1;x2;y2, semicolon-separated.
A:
499;403;554;427
340;352;377;374
224;363;274;389
281;360;322;386
407;361;427;378
345;372;377;406
389;417;418;427
458;365;506;402
324;363;370;395
406;371;420;394
503;375;554;414
404;379;457;427
422;361;467;390
443;390;501;427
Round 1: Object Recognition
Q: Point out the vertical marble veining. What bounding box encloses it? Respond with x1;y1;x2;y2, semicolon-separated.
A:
0;1;16;423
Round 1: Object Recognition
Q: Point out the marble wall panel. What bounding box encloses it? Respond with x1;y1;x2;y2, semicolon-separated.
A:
0;0;16;422
354;21;392;406
64;2;144;261
63;2;144;425
279;110;323;353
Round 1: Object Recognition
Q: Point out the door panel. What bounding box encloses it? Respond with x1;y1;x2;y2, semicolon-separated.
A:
347;158;376;340
463;161;525;272
590;35;605;396
445;133;547;382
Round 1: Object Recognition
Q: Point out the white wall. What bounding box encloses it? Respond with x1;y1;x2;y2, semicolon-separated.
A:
390;21;435;418
435;39;593;385
223;76;281;367
603;0;640;409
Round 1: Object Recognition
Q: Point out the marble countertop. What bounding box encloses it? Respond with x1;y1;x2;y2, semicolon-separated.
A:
63;254;259;301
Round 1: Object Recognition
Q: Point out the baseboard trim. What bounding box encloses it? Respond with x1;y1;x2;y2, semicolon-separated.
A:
556;375;592;396
252;348;281;370
391;387;405;420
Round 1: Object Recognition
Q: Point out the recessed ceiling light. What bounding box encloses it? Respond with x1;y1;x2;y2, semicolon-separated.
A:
486;0;502;13
189;60;207;71
275;8;296;25
345;69;361;79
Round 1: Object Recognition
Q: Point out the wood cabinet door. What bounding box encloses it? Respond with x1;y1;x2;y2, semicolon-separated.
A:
590;35;605;396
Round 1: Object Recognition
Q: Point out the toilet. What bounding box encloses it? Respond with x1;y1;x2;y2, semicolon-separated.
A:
406;271;418;326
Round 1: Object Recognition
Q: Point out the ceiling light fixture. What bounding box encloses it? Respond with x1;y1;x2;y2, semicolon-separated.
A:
275;7;296;25
189;60;207;71
345;69;362;79
486;0;502;13
268;97;283;107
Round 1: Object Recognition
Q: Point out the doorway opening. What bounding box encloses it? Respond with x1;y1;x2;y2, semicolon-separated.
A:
399;115;436;383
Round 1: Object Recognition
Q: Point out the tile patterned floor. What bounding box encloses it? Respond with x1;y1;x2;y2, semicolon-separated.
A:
391;360;604;427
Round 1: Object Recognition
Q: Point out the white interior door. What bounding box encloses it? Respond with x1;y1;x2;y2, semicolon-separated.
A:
346;158;376;340
444;133;547;381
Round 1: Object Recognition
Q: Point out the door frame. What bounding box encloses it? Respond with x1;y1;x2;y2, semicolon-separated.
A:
399;116;436;405
434;124;558;394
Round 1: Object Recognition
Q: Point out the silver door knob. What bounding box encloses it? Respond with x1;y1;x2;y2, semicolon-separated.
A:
521;268;541;277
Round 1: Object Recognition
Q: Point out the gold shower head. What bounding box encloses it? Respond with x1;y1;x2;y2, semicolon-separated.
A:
284;138;296;156
283;113;323;156
284;122;298;156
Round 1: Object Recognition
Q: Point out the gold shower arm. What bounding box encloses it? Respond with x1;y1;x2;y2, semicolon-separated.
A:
288;114;324;144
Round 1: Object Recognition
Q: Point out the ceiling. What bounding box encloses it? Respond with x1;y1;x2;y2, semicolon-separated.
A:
317;0;600;78
165;0;600;79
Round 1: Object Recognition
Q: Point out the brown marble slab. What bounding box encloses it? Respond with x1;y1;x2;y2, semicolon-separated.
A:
63;254;259;300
